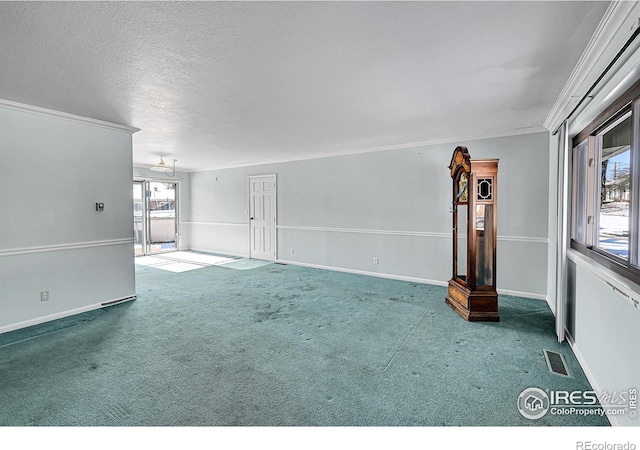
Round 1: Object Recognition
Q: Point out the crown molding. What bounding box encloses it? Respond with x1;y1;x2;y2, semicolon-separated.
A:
0;98;139;134
544;1;640;133
186;126;546;173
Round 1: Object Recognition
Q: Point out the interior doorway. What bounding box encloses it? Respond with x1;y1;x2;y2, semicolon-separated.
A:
133;181;179;256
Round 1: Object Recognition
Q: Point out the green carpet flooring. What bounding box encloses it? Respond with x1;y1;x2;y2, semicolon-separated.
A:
0;256;609;426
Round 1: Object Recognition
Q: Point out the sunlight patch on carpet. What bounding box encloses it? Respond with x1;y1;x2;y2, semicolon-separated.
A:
135;251;271;272
217;259;273;270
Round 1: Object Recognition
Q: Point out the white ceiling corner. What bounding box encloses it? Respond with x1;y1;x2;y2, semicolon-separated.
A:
543;0;639;133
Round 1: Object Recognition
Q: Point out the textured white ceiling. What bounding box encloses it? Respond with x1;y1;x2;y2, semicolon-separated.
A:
0;1;610;171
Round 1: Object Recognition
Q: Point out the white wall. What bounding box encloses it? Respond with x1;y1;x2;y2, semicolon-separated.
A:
188;131;550;298
547;1;640;424
555;104;640;427
565;254;640;427
0;104;136;332
187;168;249;257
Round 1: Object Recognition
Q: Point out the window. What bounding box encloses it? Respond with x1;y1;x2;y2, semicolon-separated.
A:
597;114;631;260
571;139;588;243
571;80;640;284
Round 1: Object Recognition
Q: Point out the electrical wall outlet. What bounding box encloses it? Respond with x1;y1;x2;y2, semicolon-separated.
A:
373;257;379;264
290;248;295;255
40;291;50;302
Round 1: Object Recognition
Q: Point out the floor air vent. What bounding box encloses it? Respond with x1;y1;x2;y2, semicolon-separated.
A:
543;349;571;377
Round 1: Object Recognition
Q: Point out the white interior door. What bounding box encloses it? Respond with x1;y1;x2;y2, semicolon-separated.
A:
249;175;276;261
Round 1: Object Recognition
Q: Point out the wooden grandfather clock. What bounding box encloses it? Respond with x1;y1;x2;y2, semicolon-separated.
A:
446;146;500;321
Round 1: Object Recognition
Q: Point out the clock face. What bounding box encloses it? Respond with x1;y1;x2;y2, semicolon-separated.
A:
458;172;468;202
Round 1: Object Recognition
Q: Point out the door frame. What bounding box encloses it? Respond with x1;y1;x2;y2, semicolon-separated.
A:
248;174;277;261
133;181;148;256
134;178;180;256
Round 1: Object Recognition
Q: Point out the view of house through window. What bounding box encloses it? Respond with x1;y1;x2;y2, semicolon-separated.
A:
598;115;631;259
571;83;640;284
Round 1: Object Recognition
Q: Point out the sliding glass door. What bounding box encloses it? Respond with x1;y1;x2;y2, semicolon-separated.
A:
133;181;178;255
133;182;146;256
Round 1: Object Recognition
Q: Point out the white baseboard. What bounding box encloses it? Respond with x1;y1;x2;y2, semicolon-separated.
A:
188;247;249;259
496;289;547;301
0;295;136;335
565;328;618;426
276;258;448;286
276;259;546;301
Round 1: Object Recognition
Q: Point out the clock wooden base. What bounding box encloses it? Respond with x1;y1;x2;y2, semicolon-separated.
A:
445;278;500;322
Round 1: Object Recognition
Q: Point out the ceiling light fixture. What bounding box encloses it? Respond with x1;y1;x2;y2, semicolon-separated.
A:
150;158;177;177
